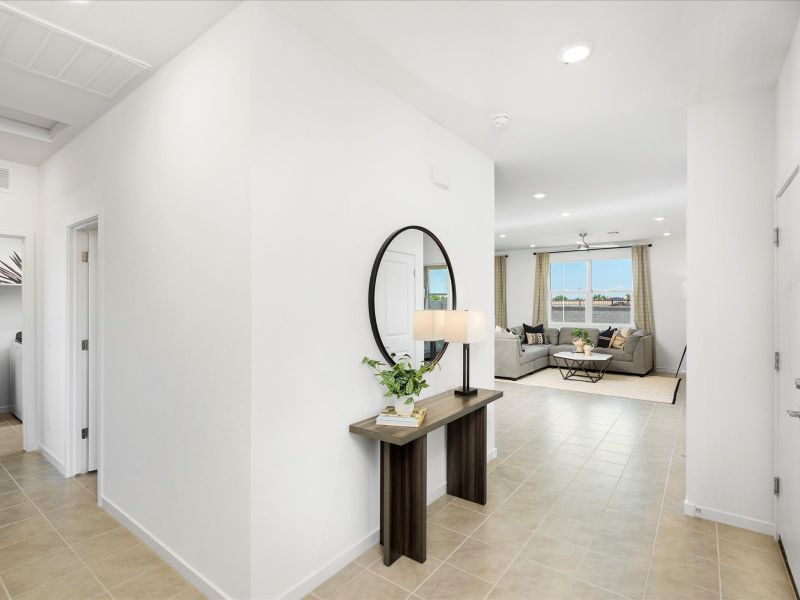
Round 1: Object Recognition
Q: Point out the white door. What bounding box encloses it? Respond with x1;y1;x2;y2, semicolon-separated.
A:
374;250;416;363
76;229;99;473
777;169;800;578
87;229;98;472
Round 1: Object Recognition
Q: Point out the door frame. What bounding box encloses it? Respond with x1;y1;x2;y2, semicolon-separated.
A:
0;229;36;453
65;211;103;487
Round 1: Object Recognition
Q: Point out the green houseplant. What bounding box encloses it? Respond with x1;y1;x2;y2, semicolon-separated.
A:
572;328;592;353
362;354;438;416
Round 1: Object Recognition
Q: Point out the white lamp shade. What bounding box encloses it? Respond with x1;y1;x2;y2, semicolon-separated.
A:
413;310;446;340
442;310;485;343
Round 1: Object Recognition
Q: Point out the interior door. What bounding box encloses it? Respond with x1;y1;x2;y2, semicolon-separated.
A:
777;168;800;579
374;250;416;363
87;229;98;472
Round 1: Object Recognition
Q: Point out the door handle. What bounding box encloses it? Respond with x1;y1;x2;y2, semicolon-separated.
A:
796;378;800;389
788;410;800;418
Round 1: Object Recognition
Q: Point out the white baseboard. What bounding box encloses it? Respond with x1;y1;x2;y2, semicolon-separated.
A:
655;367;686;375
684;499;775;536
38;444;65;476
0;403;12;413
487;447;497;461
100;496;229;599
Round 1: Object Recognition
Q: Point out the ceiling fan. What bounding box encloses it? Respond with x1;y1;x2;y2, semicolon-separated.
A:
575;232;620;250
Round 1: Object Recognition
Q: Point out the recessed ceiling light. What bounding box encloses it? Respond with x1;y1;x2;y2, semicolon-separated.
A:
607;231;620;235
663;232;672;237
70;1;92;3
529;244;536;248
561;212;572;217
653;216;666;221
491;114;510;128
499;234;507;238
557;42;593;64
532;193;547;199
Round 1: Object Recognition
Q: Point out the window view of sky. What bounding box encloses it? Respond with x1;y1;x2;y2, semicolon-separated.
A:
428;268;449;293
551;258;633;291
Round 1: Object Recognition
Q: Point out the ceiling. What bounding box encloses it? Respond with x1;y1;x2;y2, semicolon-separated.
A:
272;0;800;250
0;0;237;165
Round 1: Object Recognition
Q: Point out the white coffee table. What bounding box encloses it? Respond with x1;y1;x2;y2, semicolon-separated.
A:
553;352;613;383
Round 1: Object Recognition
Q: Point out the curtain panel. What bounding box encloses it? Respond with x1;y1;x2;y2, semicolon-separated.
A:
632;244;656;362
532;252;549;327
494;255;507;328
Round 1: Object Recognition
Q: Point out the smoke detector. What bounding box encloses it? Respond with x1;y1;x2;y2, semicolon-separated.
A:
491;114;510;128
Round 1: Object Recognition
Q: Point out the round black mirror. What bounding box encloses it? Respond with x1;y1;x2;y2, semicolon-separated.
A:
368;226;457;368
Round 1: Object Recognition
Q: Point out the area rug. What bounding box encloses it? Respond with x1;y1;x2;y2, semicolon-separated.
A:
501;368;681;404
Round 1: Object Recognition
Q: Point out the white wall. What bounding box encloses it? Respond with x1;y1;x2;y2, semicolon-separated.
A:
37;7;252;598
0;159;38;234
650;234;687;372
0;237;22;410
248;4;494;598
777;19;800;183
686;88;776;532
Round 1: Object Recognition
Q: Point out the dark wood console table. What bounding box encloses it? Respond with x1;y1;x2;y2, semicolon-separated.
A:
349;388;503;566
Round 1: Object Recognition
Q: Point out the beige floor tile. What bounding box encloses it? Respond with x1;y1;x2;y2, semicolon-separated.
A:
416;563;492;600
497;556;573;600
717;523;778;552
0;530;67;573
72;526;139;566
649;548;720;593
717;537;790;584
28;486;96;514
89;543;164;588
429;504;485;536
519;533;586;577
108;564;189;600
577;550;648;599
471;513;533;554
332;569;407;600
44;502;105;529
0;547;84;597
0;502;38;528
16;567;104;600
313;562;363;599
492;497;547;530
369;554;441;590
353;544;383;568
589;527;654;562
0;490;26;511
491;463;532;483
55;512;119;545
656;512;716;536
720;563;794;599
426;523;466;560
446;538;515;584
537;513;601;548
171;585;208;600
655;524;718;561
565;580;627;600
0;480;18;495
645;568;719;600
0;516;54;549
427;495;452;518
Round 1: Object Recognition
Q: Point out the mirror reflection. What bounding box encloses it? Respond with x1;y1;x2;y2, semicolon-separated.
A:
373;229;454;367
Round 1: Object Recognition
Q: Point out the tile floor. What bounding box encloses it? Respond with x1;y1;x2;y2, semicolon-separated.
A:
0;412;205;600
311;376;797;600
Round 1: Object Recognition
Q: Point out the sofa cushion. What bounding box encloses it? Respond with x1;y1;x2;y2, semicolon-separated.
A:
520;345;549;363
593;347;633;362
549;344;577;356
509;325;526;343
495;329;518;340
546;328;560;345
623;330;645;354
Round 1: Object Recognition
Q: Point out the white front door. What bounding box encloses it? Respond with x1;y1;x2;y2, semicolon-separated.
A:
776;168;800;579
374;250;416;364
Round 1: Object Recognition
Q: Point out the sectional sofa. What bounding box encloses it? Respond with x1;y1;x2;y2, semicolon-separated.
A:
495;325;654;379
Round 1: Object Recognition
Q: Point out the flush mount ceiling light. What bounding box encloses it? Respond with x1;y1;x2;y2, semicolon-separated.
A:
663;232;672;237
529;244;536;248
498;234;507;238
532;193;547;199
561;212;572;217
491;114;510;128
653;216;666;221
557;42;593;64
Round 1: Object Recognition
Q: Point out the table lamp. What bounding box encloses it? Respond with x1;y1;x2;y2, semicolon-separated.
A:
443;310;485;396
412;310;446;342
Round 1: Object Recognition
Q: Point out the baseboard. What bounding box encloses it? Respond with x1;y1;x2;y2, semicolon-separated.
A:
280;526;380;599
0;403;12;413
487;447;497;461
655;367;686;375
100;496;229;599
683;499;775;536
428;481;447;505
38;444;65;476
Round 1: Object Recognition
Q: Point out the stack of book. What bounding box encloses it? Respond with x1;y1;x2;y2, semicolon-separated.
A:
376;406;427;428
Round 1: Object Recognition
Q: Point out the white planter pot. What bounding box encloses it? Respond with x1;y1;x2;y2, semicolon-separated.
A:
584;345;594;356
574;339;585;353
395;396;415;417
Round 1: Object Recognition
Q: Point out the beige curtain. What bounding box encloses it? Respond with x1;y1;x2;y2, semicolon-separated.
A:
632;244;656;338
494;256;507;328
532;252;549;327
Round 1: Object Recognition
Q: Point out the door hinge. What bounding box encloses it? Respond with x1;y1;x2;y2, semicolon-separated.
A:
81;250;89;263
775;351;780;371
81;428;88;440
81;339;89;351
775;476;781;496
774;227;780;247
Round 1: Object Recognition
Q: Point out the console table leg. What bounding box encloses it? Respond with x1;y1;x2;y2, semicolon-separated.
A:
380;437;427;566
446;406;487;504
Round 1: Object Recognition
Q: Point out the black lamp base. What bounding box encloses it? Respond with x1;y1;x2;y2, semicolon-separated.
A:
454;387;479;397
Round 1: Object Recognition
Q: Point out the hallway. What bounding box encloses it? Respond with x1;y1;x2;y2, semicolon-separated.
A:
312;378;795;600
0;412;204;600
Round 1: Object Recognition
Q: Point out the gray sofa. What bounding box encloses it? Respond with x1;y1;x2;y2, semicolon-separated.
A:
495;325;654;379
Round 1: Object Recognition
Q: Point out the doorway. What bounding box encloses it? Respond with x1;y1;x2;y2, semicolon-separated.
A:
67;216;100;477
776;165;800;590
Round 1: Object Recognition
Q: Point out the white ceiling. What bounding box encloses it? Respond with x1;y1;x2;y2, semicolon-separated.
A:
0;0;237;165
273;0;800;250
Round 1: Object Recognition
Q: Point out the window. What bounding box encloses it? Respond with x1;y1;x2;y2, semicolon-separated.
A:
425;266;449;309
549;256;633;326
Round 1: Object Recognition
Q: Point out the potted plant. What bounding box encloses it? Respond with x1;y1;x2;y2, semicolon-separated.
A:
362;354;439;416
572;328;591;353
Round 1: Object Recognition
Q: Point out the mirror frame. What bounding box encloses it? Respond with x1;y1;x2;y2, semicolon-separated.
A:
368;225;457;367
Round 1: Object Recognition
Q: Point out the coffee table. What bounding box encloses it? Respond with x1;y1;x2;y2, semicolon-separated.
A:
553;352;613;383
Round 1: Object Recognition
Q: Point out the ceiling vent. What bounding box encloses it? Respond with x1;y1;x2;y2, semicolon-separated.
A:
0;166;11;192
0;4;150;98
0;104;68;142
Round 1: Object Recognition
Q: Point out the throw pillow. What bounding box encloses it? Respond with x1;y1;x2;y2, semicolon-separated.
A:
597;327;616;348
526;332;545;345
523;323;545;335
611;326;632;349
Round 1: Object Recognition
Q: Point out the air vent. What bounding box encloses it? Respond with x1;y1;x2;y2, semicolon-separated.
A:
0;105;68;142
0;167;11;192
0;4;150;98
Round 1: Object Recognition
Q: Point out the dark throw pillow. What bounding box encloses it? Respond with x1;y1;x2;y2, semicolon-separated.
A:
523;323;545;336
596;327;616;348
